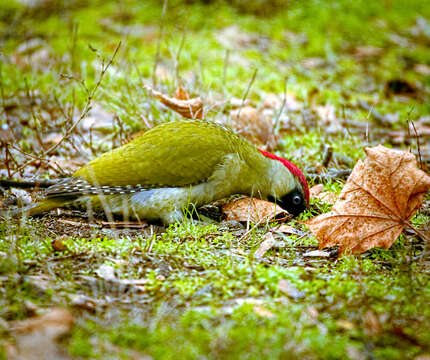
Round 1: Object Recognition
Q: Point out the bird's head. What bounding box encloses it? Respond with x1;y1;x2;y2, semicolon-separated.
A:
258;149;309;216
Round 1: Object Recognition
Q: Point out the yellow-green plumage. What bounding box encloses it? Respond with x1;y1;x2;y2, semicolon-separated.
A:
9;120;304;223
74;121;259;187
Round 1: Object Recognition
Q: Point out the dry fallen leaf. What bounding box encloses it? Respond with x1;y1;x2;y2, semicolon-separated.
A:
173;86;190;100
96;264;116;281
309;184;324;198
353;45;383;59
222;197;289;223
253;305;275;319
273;224;296;234
336;319;355;331
310;184;338;203
278;279;305;300
303;250;331;258
314;104;343;134
307;145;430;254
144;85;203;119
414;355;430;360
51;236;68;252
216;25;269;50
363;309;383;336
230;106;279;150
10;308;73;360
70;294;99;311
346;345;366;360
254;232;277;258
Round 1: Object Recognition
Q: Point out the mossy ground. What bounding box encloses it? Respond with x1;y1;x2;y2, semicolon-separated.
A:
0;0;429;359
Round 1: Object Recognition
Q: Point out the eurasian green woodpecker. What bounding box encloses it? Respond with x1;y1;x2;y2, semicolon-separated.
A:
9;120;309;223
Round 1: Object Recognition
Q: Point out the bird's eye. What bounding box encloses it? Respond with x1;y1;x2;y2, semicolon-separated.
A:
292;194;302;205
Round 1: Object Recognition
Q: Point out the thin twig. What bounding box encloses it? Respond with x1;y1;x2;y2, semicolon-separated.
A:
410;121;423;169
358;100;395;127
405;220;430;243
12;42;121;176
237;68;258;120
274;76;288;133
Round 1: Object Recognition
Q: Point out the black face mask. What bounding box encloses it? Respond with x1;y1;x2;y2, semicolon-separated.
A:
268;189;306;216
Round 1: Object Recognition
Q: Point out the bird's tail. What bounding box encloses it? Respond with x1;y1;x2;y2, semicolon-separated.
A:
1;199;67;218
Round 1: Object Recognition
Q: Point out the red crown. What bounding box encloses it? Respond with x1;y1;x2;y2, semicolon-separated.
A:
258;149;309;205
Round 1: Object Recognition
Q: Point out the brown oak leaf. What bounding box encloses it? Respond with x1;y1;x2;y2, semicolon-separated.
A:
144;85;203;119
306;145;430;254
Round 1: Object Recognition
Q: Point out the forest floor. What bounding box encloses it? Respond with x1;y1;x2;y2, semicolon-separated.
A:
0;0;430;359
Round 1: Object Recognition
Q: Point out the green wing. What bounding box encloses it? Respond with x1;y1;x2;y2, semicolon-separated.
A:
74;121;251;187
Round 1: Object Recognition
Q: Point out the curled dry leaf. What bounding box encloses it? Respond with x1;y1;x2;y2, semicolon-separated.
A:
222;197;289;223
307;145;430;254
173;86;190;100
144;85;203;119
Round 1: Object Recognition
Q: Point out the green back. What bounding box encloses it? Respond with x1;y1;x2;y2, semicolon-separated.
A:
74;120;258;187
